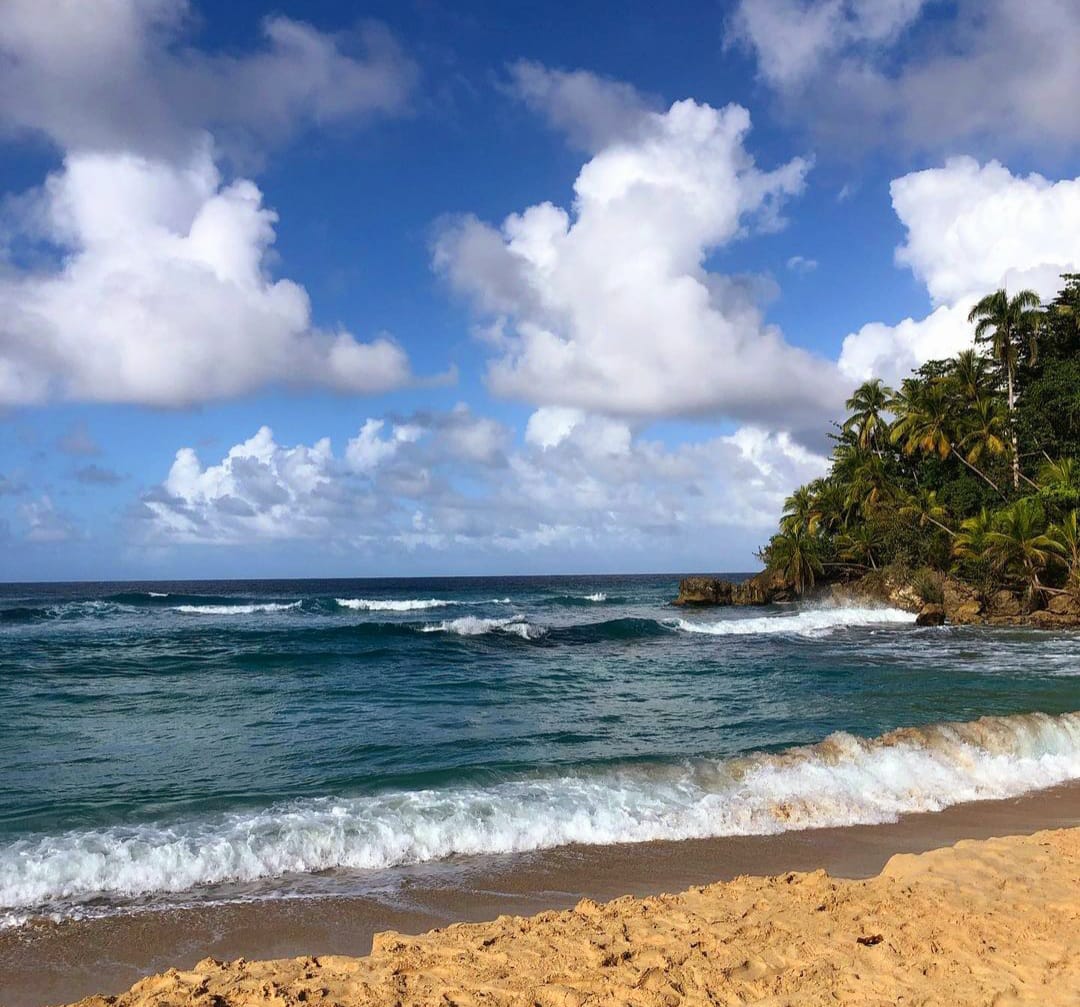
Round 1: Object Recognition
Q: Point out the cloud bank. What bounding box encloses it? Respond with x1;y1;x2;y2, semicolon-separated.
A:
435;96;844;434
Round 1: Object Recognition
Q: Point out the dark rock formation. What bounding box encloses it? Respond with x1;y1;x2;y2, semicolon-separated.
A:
673;570;793;607
915;603;946;626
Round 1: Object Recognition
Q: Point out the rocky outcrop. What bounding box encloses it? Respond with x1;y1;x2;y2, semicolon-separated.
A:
942;580;985;625
674;568;1080;629
673;570;793;607
1030;592;1080;629
916;603;946;626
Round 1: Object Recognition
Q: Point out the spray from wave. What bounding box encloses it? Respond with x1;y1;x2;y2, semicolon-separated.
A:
671;606;916;638
173;602;302;615
420;615;546;640
3;710;1078;926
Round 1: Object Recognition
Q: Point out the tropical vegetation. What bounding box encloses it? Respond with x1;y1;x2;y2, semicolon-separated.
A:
760;276;1080;606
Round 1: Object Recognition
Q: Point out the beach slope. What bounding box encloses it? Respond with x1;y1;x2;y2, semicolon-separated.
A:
68;827;1080;1007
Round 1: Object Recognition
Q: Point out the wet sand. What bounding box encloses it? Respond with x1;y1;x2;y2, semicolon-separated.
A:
3;781;1079;1006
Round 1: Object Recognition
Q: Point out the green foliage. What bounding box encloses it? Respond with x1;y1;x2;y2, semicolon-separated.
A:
761;278;1080;597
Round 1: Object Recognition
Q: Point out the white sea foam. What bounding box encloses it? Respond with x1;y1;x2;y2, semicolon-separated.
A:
671;605;916;638
336;598;452;612
148;592;169;598
3;710;1078;926
420;615;546;639
584;592;607;602
173;602;302;615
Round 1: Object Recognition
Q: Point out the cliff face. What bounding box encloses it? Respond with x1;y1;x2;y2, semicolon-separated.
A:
673;570;1080;628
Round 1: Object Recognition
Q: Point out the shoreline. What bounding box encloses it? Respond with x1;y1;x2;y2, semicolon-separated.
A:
4;780;1079;1006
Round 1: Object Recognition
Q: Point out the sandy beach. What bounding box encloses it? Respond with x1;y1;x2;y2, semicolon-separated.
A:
54;823;1079;1007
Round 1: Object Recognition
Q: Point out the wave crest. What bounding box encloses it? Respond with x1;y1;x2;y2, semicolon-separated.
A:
671;606;916;638
3;710;1078;924
420;615;546;640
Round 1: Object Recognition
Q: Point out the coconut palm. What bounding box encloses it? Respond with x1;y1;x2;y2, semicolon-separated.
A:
1038;457;1077;488
950;348;994;404
836;523;882;570
956;395;1009;469
985;499;1064;597
967;287;1042;489
898;487;954;536
890;377;1005;497
781;486;815;533
843;379;893;453
1051;510;1080;574
952;508;992;560
767;525;823;595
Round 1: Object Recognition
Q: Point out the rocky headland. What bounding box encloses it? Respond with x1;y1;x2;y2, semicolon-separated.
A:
673;569;1080;629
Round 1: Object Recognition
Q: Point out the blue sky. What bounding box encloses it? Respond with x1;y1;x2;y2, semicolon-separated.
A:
2;0;1079;581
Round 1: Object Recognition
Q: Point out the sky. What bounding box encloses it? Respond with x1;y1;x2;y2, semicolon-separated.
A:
2;0;1080;582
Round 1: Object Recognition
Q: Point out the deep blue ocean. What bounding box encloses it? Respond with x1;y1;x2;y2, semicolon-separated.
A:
2;575;1079;929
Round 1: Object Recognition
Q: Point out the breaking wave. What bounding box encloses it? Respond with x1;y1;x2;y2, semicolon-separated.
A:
671;606;916;638
420;615;547;640
336;598;453;612
173;602;302;615
3;710;1078;926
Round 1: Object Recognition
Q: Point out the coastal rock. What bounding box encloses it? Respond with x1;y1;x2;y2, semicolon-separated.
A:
943;580;985;625
673;570;792;607
672;576;735;606
915;603;946;626
988;589;1023;619
1030;592;1080;628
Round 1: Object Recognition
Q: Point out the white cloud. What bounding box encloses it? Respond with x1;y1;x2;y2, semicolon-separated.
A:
0;0;416;159
786;255;818;274
138;410;829;556
435;97;844;433
0;145;416;406
20;495;79;542
729;0;1080;154
505;60;656;151
839;158;1080;383
728;0;928;88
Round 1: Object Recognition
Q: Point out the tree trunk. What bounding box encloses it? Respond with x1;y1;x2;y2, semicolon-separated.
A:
1007;363;1020;491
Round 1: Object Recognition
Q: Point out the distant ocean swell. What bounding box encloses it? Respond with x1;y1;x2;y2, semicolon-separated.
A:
3;710;1078;927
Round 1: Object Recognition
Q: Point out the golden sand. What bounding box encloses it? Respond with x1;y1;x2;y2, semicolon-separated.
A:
67;827;1080;1007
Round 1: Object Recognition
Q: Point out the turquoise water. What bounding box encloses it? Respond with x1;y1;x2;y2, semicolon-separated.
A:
2;575;1079;927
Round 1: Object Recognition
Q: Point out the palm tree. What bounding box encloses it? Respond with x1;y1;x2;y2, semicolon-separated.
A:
767;525;823;595
781;486;815;533
836;523;882;570
1038;457;1077;488
890;378;1005;497
985;499;1064;598
951;348;994;403
956;395;1009;470
953;508;993;565
967;287;1042;490
898;487;954;536
1051;510;1080;574
843;379;893;453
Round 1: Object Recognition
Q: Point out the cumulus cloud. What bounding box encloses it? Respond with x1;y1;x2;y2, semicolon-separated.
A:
435;96;844;434
786;255;818;274
839;158;1080;383
505;60;657;151
729;0;1080;154
0;144;416;406
0;0;416;160
137;409;829;556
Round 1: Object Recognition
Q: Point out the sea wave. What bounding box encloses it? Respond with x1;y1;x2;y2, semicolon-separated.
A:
671;605;916;638
420;615;547;640
3;710;1078;925
173;602;302;615
336;598;452;612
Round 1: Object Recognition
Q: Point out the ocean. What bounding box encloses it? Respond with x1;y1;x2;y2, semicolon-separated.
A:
2;574;1079;933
